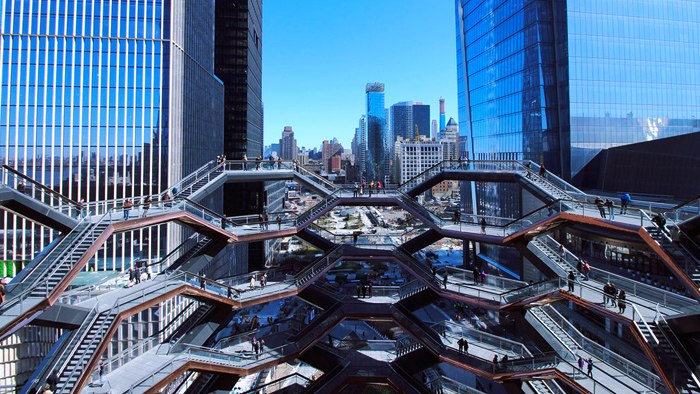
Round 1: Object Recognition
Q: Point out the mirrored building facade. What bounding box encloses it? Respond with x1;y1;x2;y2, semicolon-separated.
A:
0;0;224;264
456;0;700;180
365;82;389;183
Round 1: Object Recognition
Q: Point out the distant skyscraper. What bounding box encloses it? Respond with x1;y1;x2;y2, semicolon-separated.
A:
279;127;297;160
439;98;446;132
355;116;368;179
366;83;389;182
432;120;439;141
440;117;459;161
413;103;431;138
391;102;431;143
391;102;414;142
322;139;343;173
396;137;443;184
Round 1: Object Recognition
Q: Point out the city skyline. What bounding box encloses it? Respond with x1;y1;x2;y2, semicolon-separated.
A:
262;0;458;149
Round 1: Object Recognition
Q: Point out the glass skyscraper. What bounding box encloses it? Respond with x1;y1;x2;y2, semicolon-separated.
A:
412;103;430;139
0;0;224;264
365;82;389;183
391;101;413;142
456;0;700;180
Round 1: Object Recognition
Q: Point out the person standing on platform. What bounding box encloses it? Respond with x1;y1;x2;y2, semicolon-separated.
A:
578;356;585;373
618;289;627;314
583;261;591;281
595;196;606;218
123;198;133;220
134;265;141;284
603;282;611;306
568;271;576;292
605;199;615;219
620;193;630;214
142;196;151;217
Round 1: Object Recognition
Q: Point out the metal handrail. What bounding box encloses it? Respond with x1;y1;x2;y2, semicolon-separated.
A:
0;164;81;207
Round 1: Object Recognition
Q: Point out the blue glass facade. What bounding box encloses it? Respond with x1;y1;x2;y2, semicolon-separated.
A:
0;0;224;264
412;103;430;139
366;83;388;183
566;0;700;176
391;101;413;142
456;0;700;179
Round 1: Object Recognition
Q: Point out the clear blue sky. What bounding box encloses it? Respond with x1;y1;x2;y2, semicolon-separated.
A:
262;0;458;150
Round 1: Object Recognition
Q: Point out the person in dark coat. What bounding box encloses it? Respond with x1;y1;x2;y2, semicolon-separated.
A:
618;289;627;314
567;271;576;292
47;372;58;391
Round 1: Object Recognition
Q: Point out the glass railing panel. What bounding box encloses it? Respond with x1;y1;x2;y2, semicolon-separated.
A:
89;337;162;383
500;278;563;304
435;321;532;358
433;376;487;394
536;235;696;312
398;279;428;299
443;266;525;291
520;161;586;197
672;196;700;222
238;373;311;394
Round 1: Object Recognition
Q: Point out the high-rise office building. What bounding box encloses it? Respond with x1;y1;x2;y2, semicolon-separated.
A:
217;0;266;219
366;83;389;183
439;98;446;131
396;136;443;184
413;103;431;139
391;102;431;143
432;120;439;141
456;0;700;181
279;126;297;161
390;101;414;142
354;116;367;179
0;0;224;264
217;0;263;161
